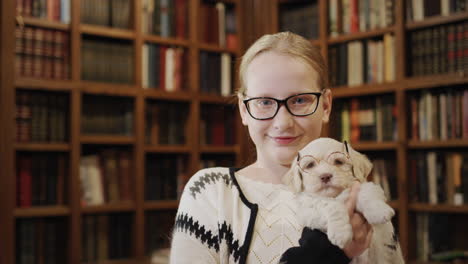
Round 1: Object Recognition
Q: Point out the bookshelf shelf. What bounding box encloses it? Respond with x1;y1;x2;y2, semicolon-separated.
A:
409;203;468;214
351;142;399;151
81;135;135;145
81;202;135;214
327;26;396;44
93;259;152;264
14;206;70;217
143;35;190;47
408;140;468;149
199;94;236;104
15;143;70;151
143;200;179;210
310;39;321;46
200;145;240;153
17;16;70;30
81;82;138;96
80;24;135;40
144;145;191;153
15;78;77;91
332;82;398;98
406;11;468;30
143;89;194;101
198;43;238;54
404;74;468;91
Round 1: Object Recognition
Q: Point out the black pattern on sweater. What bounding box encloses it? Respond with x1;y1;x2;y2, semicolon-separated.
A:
189;171;232;199
174;213;242;262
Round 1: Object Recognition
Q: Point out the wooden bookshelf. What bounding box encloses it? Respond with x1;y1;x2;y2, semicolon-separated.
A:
269;0;468;263
0;0;245;263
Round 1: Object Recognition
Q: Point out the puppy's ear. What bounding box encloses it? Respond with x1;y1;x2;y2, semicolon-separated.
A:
283;155;304;193
347;143;373;182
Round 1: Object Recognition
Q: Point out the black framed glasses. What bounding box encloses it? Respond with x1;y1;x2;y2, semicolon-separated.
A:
242;92;323;120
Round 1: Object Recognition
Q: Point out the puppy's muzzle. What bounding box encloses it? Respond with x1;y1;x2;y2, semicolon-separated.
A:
320;173;333;184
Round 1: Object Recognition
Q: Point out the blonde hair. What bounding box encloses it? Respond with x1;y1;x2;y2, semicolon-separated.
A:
237;32;328;97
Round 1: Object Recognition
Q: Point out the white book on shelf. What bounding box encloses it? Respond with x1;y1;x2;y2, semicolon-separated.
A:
221;53;231;97
376;41;384;83
329;0;339;36
216;2;226;47
165;48;175;92
383;33;395;82
142;44;149;89
441;0;450;16
81;155;105;205
412;0;424;21
427;152;438;204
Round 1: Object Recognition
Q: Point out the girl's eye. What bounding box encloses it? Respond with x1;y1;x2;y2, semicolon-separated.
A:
256;99;274;106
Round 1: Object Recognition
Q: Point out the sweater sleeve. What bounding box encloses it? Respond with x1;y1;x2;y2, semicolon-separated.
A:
169;168;225;264
279;227;351;264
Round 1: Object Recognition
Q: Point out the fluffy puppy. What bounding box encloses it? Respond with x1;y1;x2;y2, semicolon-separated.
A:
283;137;404;264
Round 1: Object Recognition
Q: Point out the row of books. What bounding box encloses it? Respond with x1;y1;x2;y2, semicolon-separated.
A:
409;152;468;205
82;214;132;261
16;0;70;23
332;96;398;143
16;91;68;143
142;44;187;91
16;153;67;207
416;213;468;262
80;0;131;29
199;2;237;49
146;211;176;255
141;0;187;39
407;0;467;22
199;51;233;96
15;26;69;80
81;96;133;136
80;150;133;206
329;34;395;87
16;218;67;264
200;105;237;146
371;158;398;201
145;155;186;201
145;101;188;145
81;38;134;84
409;21;468;77
329;0;394;37
410;88;468;141
280;2;319;40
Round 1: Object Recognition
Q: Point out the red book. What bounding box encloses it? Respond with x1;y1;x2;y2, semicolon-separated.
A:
211;110;225;145
17;156;33;207
175;0;187;39
350;0;359;33
411;96;419;141
350;98;360;143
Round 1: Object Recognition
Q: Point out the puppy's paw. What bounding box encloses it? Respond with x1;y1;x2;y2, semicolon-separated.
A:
362;201;394;224
327;221;353;249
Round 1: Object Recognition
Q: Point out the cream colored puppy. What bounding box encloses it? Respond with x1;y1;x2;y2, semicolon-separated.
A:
283;137;404;264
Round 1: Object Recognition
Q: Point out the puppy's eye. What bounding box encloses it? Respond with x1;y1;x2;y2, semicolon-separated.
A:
333;158;345;166
304;161;316;170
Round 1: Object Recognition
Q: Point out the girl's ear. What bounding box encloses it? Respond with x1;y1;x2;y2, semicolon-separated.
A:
283;156;303;193
347;143;373;182
238;96;249;126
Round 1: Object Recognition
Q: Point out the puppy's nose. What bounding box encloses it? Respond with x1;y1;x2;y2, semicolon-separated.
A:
320;173;333;183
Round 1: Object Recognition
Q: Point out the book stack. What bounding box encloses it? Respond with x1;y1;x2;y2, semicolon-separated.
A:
15;26;70;80
145;155;187;201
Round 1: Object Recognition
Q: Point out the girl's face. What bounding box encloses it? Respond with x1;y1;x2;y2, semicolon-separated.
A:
239;51;332;168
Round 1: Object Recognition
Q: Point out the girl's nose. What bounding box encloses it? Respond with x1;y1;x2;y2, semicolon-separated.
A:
272;105;294;130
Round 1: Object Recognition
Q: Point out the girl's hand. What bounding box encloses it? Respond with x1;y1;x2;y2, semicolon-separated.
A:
343;182;373;258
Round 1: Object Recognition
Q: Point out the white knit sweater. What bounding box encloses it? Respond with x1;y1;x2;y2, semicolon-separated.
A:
170;167;303;264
